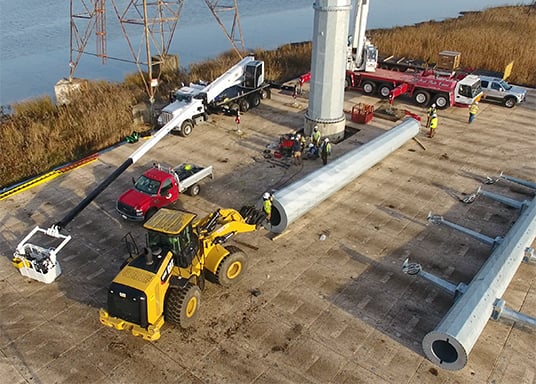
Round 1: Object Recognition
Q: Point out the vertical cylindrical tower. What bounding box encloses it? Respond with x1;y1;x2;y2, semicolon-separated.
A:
304;0;351;142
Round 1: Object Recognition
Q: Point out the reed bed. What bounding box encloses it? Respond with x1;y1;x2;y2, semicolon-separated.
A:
1;5;534;188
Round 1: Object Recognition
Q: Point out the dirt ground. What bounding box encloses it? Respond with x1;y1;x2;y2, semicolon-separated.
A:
1;84;535;384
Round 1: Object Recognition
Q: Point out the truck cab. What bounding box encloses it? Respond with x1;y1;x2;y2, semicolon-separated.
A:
157;83;207;136
479;76;527;108
453;75;483;108
117;167;180;221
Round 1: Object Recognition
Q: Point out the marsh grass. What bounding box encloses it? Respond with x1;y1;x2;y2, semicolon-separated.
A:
369;6;536;86
0;5;533;188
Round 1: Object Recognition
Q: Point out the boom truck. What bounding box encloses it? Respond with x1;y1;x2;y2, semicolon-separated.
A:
157;55;270;134
99;207;261;341
299;0;483;109
11;56;265;284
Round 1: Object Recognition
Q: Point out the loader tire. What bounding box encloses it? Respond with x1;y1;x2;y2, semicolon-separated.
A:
165;283;201;329
216;246;248;287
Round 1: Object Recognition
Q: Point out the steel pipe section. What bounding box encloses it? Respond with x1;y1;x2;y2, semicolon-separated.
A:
265;118;420;233
422;197;536;371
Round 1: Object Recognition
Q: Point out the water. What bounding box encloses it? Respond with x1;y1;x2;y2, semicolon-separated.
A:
0;0;532;106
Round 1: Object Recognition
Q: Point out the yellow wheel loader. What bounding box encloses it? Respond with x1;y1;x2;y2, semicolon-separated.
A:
99;207;262;341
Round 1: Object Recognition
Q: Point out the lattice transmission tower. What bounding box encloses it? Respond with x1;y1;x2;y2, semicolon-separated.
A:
69;0;245;103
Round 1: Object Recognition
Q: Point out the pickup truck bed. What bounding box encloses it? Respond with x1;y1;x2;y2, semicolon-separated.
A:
173;163;214;193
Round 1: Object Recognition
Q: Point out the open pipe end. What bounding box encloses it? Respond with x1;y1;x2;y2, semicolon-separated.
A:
261;196;288;233
422;331;467;371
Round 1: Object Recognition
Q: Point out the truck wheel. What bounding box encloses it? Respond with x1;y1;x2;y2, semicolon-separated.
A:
378;83;393;98
180;121;193;137
239;99;250;113
216;246;247;287
164;284;201;329
188;184;200;196
362;81;376;95
503;97;516;108
249;93;261;107
260;88;270;100
413;90;431;106
229;102;240;114
433;94;449;109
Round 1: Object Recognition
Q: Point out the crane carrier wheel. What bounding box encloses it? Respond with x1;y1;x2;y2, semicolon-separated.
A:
165;283;201;328
216;246;248;287
249;93;261;107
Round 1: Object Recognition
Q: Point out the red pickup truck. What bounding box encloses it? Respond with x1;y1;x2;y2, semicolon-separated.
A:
116;162;213;221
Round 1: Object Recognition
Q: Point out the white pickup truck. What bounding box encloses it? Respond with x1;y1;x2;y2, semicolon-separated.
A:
479;75;527;108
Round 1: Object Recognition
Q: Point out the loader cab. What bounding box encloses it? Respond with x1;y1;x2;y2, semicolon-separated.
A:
244;60;264;89
144;209;199;269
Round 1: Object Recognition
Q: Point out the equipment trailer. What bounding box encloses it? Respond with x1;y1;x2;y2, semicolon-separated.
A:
345;68;482;109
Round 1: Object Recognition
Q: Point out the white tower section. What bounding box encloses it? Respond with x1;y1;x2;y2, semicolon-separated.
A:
304;0;351;142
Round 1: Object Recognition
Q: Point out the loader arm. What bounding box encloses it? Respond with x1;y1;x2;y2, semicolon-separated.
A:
196;208;257;242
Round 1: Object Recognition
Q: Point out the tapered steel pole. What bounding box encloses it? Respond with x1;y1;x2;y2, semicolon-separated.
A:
264;118;420;233
422;197;536;370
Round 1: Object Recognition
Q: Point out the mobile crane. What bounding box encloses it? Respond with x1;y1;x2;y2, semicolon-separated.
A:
99;207;260;341
11;56;267;284
299;0;482;109
344;0;482;109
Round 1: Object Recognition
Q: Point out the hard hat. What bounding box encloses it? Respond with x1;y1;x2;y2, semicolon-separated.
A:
296;134;301;139
324;137;329;142
291;136;295;140
263;192;270;199
432;113;437;118
184;164;192;171
308;143;314;148
431;103;436;108
313;126;318;132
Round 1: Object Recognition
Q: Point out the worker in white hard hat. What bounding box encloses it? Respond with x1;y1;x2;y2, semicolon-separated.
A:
426;103;437;128
319;137;332;166
262;192;273;222
292;135;302;166
429;113;439;138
